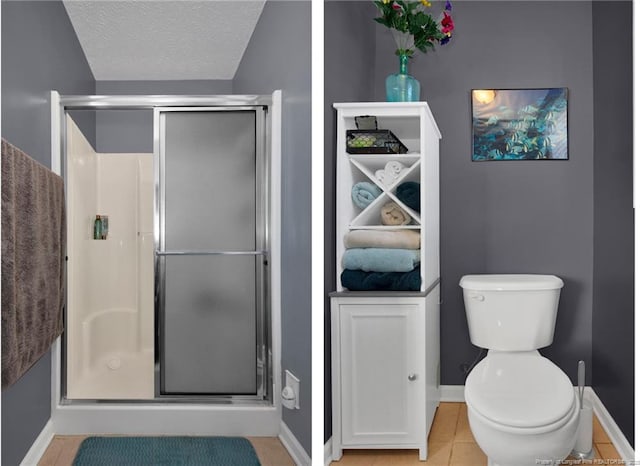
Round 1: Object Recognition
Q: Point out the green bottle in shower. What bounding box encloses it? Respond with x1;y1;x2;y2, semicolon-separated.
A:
94;215;102;240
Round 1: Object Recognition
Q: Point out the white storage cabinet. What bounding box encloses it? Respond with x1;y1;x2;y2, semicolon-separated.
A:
331;102;441;461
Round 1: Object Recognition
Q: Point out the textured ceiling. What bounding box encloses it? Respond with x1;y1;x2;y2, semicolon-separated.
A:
63;1;266;80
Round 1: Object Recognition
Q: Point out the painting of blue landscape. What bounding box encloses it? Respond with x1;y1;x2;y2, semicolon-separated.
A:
472;88;568;161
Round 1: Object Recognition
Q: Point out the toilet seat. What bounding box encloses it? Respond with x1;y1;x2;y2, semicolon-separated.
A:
465;351;575;432
466;394;577;436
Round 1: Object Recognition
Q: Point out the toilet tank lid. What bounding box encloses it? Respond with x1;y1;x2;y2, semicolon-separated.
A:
459;274;564;291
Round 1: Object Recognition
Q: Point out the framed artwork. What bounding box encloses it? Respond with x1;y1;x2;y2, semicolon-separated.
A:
471;88;568;161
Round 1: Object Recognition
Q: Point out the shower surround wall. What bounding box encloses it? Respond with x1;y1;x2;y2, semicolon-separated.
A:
66;116;154;400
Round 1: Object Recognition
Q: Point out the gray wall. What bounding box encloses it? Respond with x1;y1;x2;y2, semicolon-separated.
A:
233;0;312;455
373;0;595;387
1;2;95;464
2;1;96;154
323;0;377;442
94;80;232;153
592;1;634;446
325;0;622;441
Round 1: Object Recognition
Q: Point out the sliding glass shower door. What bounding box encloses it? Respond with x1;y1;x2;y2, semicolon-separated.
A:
155;108;269;398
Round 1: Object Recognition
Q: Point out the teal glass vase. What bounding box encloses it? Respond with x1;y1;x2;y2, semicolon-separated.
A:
386;53;420;102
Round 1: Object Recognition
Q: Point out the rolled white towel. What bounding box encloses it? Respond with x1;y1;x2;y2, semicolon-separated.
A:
385;160;406;177
374;161;408;187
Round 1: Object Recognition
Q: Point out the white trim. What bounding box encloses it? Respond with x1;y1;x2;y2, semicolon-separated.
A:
19;420;54;466
50;91;61;174
587;387;635;461
51;338;62;417
278;421;311;466
324;439;333;466
270;90;283;419
440;385;465;402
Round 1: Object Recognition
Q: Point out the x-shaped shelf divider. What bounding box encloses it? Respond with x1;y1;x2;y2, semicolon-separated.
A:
348;154;421;228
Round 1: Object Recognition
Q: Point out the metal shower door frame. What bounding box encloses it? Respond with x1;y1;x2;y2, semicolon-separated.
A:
153;106;271;401
55;94;275;405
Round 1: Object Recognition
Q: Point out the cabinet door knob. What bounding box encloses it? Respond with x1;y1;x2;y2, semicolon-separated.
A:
408;374;417;381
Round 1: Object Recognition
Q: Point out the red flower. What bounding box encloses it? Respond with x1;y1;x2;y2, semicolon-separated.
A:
392;2;401;10
441;12;454;34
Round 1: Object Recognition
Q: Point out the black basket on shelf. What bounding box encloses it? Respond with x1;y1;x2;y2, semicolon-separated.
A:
346;130;408;154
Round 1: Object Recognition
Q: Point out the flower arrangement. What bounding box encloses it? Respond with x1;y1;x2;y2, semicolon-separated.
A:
373;0;454;56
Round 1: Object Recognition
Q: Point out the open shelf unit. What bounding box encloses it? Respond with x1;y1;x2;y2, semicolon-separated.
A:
334;102;441;292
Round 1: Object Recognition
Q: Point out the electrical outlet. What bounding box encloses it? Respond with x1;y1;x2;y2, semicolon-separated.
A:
284;370;300;410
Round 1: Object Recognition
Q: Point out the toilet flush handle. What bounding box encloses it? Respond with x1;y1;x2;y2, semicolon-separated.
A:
470;293;485;301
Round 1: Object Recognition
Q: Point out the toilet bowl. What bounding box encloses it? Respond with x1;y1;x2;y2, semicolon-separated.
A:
459;275;578;466
465;351;579;466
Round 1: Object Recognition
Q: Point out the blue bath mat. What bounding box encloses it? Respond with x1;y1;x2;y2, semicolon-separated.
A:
72;436;261;465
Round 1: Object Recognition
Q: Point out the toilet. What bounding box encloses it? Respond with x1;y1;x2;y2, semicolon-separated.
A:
460;274;580;466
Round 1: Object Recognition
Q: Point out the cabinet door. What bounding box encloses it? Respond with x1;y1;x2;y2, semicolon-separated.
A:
339;303;421;445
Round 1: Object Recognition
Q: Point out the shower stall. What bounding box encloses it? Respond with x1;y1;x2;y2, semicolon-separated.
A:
51;92;281;434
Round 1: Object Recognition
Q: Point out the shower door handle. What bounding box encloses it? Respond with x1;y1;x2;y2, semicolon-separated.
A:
156;250;267;256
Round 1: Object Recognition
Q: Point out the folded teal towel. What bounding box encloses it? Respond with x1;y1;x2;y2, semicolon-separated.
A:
343;248;420;273
396;181;420;212
351;182;382;209
341;267;421;291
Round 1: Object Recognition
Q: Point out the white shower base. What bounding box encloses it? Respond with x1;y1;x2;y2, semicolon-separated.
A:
68;308;154;400
71;349;154;400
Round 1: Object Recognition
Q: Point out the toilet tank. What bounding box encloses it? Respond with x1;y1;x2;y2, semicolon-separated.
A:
459;274;564;351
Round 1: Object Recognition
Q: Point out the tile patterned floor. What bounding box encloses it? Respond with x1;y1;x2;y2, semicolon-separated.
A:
331;402;622;465
38;435;295;466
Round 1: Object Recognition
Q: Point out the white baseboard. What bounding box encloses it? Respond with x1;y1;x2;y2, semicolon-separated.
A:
279;421;311;466
20;419;54;466
325;438;332;466
586;387;634;461
440;384;465;402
